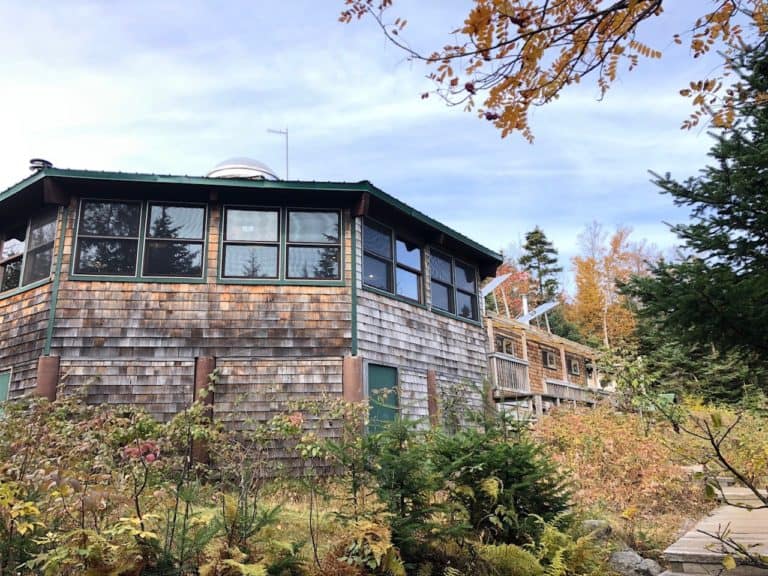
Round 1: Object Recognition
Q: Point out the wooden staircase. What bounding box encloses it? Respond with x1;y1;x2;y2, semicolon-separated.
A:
661;487;768;576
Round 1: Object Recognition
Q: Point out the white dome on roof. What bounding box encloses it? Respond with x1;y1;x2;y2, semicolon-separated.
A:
206;157;279;180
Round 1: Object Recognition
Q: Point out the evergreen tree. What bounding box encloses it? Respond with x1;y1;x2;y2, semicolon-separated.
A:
628;40;768;396
148;207;200;276
518;227;563;301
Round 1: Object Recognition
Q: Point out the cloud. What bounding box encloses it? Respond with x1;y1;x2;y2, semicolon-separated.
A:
0;0;718;294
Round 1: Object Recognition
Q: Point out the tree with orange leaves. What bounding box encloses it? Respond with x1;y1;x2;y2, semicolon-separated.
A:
340;1;768;140
568;222;658;348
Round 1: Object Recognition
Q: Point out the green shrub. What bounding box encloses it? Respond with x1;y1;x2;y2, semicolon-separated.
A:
366;419;445;561
432;427;571;545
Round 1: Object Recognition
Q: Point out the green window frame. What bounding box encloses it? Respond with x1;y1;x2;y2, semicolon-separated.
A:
286;210;341;280
73;199;207;280
0;207;58;293
429;250;479;320
363;219;423;303
142;203;205;278
367;363;399;431
221;207;280;279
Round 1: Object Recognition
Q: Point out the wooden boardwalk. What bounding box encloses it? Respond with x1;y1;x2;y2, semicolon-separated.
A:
662;487;768;576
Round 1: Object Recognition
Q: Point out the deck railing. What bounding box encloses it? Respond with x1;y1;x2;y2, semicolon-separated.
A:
489;352;531;397
544;378;595;403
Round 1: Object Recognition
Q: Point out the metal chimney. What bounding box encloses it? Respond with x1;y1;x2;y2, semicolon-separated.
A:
29;158;53;172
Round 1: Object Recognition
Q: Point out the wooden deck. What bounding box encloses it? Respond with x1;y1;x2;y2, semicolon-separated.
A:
662;487;768;576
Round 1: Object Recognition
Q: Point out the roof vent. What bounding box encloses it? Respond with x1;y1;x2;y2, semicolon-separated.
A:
29;158;53;172
206;157;279;181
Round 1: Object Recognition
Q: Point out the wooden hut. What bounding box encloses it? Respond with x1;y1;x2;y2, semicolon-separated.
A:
0;159;502;432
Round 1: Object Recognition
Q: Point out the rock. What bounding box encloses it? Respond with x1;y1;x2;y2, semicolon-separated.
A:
580;519;612;540
609;549;662;576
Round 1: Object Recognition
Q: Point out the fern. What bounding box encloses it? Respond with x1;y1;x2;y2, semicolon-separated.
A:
543;548;566;576
480;544;544;576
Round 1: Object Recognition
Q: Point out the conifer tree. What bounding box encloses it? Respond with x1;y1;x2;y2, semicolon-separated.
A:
518;226;563;301
628;40;768;394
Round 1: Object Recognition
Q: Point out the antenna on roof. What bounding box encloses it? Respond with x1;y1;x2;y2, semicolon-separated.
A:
267;128;289;179
29;158;53;172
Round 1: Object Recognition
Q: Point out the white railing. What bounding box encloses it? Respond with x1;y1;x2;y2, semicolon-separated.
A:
544;378;595;403
489;352;530;397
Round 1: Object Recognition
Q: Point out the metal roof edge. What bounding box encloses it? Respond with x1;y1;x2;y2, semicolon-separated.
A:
0;170;47;203
0;168;502;264
361;181;503;263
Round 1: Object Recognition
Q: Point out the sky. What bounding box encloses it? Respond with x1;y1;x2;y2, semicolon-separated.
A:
0;1;730;293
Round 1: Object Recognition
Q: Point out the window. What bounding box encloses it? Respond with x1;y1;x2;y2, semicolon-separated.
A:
1;207;58;292
74;200;206;279
430;251;479;320
143;204;205;277
286;210;340;280
362;220;423;302
368;363;398;432
222;208;279;278
568;357;581;376
542;349;558;369
74;200;141;275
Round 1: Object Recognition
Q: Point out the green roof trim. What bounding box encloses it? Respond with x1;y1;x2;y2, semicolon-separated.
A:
0;170;46;204
0;167;502;263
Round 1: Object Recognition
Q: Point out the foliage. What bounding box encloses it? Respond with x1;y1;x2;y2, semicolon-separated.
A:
366;419;446;561
338;520;405;575
533;404;709;554
568;223;657;349
432;423;571;545
518;226;563;301
341;1;768;140
627;41;768;395
628;318;767;403
479;543;543;576
0;393;306;575
528;518;603;576
486;261;535;318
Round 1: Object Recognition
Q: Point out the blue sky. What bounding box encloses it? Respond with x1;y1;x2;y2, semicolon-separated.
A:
0;1;727;291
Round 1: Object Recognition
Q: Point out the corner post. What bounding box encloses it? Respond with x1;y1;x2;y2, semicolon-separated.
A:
192;356;216;464
36;355;60;401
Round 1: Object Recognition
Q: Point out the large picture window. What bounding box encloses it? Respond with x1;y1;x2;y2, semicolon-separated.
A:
143;204;205;277
286;210;340;280
222;208;279;279
430;251;478;320
1;207;58;292
362;219;423;303
74;200;206;279
74;200;141;275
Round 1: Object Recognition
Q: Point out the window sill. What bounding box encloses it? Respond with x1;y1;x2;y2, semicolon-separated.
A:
218;278;346;287
69;275;207;284
431;307;482;326
362;285;428;309
0;278;52;300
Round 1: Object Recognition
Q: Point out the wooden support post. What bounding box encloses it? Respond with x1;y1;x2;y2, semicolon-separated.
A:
192;356;216;464
427;369;439;427
193;356;216;415
521;331;529;361
560;346;568;381
533;395;543;417
343;356;364;403
36;355;60;401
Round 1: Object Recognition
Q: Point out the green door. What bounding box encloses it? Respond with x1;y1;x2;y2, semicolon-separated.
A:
368;364;398;431
0;371;10;416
